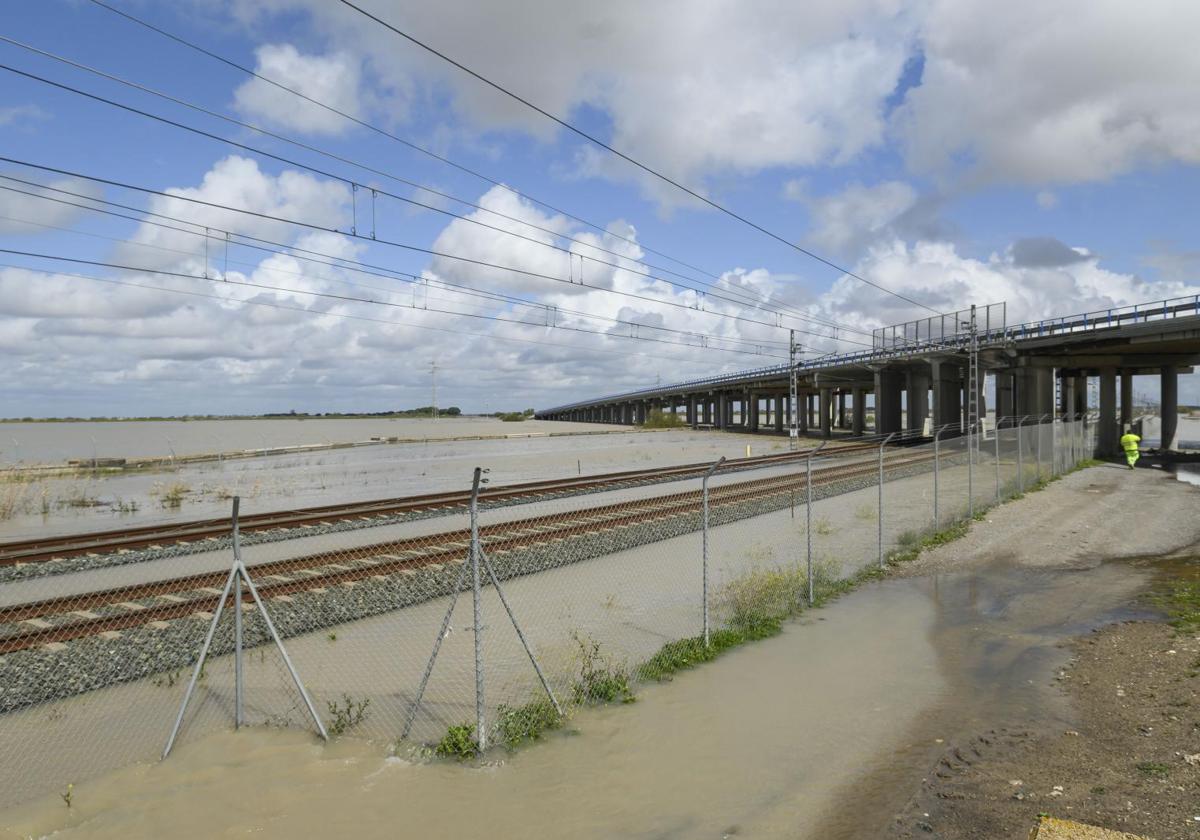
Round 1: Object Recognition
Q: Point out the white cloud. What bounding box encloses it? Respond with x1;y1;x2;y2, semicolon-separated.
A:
805;181;919;257
0;176;102;234
898;0;1200;184
232;44;369;135
225;0;913;193
0;105;49;128
1035;190;1058;210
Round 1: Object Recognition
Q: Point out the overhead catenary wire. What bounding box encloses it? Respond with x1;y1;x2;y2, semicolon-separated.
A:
0;156;877;350
332;0;945;316
0;259;751;366
82;0;727;285
77;0;879;333
0;35;859;335
0;57;856;338
0;202;796;356
0;249;791;360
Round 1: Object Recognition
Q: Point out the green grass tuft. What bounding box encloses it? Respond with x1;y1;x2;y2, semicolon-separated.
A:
434;723;478;760
494;699;563;750
571;633;635;704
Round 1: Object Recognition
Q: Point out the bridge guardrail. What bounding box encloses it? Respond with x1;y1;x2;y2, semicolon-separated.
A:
538;294;1200;415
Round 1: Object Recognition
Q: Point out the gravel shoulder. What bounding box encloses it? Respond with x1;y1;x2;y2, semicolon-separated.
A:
892;462;1200;578
883;463;1200;839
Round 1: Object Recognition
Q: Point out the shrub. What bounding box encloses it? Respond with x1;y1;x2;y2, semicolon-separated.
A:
494;699;562;749
640;409;685;429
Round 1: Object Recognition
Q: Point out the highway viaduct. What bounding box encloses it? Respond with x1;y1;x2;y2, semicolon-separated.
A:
536;296;1200;455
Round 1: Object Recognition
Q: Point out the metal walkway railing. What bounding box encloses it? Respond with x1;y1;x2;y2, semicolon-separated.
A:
537;294;1200;415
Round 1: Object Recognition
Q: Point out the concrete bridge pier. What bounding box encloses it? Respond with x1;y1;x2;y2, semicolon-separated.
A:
774;395;784;433
1098;367;1118;455
1120;372;1133;430
930;356;963;430
748;392;760;432
873;367;904;434
906;369;930;433
852;387;866;435
718;392;729;430
995;370;1015;423
1015;367;1054;419
1161;364;1178;450
819;387;833;438
799;395;809;434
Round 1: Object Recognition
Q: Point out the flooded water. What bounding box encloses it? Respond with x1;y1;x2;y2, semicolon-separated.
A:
0;553;1158;839
0;425;789;539
0;417;620;466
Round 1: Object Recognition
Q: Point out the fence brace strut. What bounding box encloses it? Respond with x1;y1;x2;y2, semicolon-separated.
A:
163;496;328;760
402;467;562;749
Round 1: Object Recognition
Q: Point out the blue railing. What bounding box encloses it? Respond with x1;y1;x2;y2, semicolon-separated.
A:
537;294;1200;415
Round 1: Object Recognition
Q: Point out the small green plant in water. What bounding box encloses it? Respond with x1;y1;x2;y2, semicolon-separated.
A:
327;631;337;642
494;699;562;749
435;723;478;760
637;629;747;682
1160;580;1200;634
60;783;73;808
327;694;370;736
571;632;635;704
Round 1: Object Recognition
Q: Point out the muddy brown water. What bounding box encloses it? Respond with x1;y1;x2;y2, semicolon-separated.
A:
1;545;1166;840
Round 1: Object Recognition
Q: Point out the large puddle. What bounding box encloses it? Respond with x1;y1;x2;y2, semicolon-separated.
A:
0;544;1163;839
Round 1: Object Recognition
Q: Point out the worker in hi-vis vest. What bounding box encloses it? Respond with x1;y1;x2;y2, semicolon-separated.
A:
1119;427;1141;470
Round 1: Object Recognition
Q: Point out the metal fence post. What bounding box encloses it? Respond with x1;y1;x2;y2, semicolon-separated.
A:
994;416;1002;503
933;426;942;530
1016;416;1025;495
878;432;896;568
232;497;244;729
469;467;487;752
701;456;726;647
805;441;828;605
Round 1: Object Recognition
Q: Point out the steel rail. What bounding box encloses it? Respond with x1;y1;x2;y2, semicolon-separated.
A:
0;448;935;653
0;441;883;566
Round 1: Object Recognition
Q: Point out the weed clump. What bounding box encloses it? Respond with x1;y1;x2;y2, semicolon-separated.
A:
637;629;745;682
494;699;562;749
1160;580;1200;634
435;723;478;760
640;409;685;429
571;632;635;704
151;481;190;508
327;694;370;736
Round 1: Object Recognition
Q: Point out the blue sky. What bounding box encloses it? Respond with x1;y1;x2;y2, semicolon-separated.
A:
1;0;1198;416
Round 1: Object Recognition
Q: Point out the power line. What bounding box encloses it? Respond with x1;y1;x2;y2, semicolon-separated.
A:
77;1;867;332
0;48;804;325
333;0;944;316
0;196;795;356
0;249;790;360
0;156;873;349
0;59;866;342
0;259;752;365
83;0;722;284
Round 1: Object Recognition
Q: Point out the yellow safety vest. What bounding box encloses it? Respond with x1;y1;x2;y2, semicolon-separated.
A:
1119;433;1140;451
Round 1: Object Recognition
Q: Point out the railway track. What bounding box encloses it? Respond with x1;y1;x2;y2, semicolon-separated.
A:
0;448;936;655
0;441;883;566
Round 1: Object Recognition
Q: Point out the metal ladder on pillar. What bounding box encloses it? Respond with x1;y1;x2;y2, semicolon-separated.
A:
788;329;799;450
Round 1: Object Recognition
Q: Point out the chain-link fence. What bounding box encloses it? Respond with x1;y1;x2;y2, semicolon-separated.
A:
0;415;1099;807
